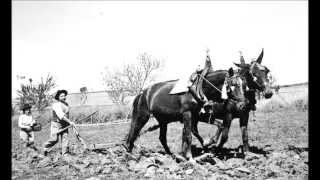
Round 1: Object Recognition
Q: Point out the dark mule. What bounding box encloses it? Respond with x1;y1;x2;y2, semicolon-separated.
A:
188;68;251;152
199;48;273;153
123;67;246;160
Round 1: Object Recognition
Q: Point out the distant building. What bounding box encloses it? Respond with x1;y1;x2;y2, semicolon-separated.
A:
12;90;134;109
66;91;115;107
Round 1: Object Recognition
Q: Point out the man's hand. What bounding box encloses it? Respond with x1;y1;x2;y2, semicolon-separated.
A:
62;116;76;127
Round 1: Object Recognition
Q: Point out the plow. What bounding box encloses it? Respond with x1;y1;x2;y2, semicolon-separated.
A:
58;123;123;152
54;112;124;153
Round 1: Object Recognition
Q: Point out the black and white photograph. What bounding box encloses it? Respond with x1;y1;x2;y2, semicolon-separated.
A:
12;1;308;179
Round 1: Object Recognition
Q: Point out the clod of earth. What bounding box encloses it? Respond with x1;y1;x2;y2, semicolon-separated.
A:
144;166;157;178
86;177;100;180
226;158;245;168
12;143;309;180
235;167;251;174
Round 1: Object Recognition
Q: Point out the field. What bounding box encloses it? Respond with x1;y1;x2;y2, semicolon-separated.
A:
12;88;308;179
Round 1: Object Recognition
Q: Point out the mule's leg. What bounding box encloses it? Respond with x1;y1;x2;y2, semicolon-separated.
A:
217;113;232;149
125;113;150;152
181;111;193;160
203;120;223;148
240;112;250;153
159;123;172;155
204;125;222;148
191;120;204;148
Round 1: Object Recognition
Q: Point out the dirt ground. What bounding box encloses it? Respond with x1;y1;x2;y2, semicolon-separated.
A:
12;109;308;180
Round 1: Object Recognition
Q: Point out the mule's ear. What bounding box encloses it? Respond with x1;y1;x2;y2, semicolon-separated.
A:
228;67;234;76
238;51;245;64
256;48;264;64
240;55;245;65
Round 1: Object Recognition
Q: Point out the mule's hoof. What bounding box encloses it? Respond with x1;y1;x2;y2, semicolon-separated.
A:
121;143;131;152
204;139;216;148
242;145;249;153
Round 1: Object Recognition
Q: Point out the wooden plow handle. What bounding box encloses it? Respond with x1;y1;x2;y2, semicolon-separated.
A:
72;126;88;150
56;125;73;135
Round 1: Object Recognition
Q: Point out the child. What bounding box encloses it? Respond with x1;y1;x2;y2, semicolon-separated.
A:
18;103;37;150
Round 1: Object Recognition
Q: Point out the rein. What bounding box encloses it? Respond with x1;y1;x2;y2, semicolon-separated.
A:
197;74;222;93
250;72;263;90
197;71;247;95
248;62;267;90
197;71;247;125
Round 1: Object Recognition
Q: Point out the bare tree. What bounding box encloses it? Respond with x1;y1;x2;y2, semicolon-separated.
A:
102;52;162;105
103;72;129;105
16;74;56;111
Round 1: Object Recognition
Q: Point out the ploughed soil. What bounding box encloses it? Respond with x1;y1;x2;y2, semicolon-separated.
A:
12;109;308;180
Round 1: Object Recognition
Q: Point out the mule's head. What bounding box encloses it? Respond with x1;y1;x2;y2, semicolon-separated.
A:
234;48;273;99
226;68;248;111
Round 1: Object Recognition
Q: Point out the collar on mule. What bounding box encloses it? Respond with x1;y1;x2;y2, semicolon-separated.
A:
198;70;248;102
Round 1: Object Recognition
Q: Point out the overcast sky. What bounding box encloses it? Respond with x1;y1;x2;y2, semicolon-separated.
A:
12;1;308;98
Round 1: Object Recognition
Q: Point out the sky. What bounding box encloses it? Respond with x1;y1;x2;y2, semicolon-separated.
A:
12;1;308;98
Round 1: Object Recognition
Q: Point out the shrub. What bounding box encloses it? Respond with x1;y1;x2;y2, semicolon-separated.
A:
16;75;56;112
32;108;52;126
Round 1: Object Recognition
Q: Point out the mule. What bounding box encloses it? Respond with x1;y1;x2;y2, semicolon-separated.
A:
199;48;274;153
126;48;274;157
123;66;246;160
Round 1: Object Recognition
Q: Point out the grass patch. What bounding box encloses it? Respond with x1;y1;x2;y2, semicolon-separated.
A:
70;104;131;124
257;94;308;113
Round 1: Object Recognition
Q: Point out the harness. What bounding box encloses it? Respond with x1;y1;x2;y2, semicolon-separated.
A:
197;71;245;101
195;71;247;124
240;63;272;111
248;62;271;91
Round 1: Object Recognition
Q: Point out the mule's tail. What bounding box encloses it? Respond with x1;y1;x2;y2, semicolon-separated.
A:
124;93;142;141
124;92;150;152
132;93;143;119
